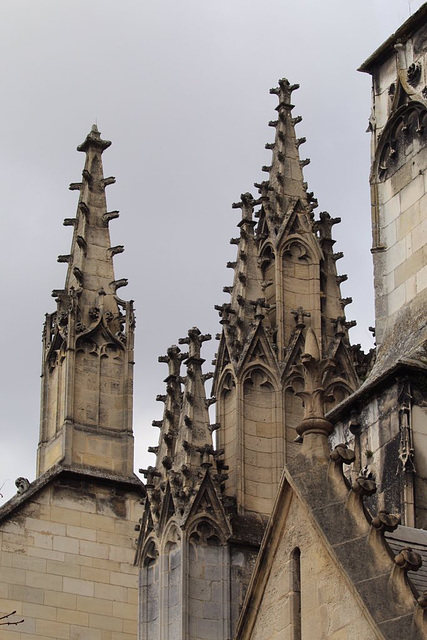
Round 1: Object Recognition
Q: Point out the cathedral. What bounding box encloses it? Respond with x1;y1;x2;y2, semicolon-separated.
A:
1;5;427;640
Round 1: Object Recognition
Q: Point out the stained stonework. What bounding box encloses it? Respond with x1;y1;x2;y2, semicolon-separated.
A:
0;471;142;640
360;10;427;352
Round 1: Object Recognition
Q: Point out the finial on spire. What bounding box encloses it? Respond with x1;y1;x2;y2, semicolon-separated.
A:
77;125;111;153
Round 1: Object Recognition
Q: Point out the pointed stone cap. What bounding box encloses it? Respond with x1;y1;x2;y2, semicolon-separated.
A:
77;124;111;153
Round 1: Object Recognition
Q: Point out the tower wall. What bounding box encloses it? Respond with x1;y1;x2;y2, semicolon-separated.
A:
364;12;427;350
0;473;142;640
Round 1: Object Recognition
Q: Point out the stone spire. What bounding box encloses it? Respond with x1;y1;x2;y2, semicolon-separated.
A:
37;126;135;478
137;332;232;640
142;328;227;527
212;79;360;518
263;78;310;218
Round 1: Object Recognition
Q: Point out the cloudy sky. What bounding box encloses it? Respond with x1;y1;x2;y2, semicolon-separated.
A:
0;0;424;503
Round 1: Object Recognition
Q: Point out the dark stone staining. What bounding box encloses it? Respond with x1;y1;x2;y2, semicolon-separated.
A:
414;24;427;55
381;433;402;514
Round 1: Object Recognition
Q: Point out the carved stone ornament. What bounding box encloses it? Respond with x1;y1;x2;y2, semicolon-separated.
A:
289;328;335;438
407;62;422;87
394;546;422;572
330;443;356;465
351;475;377;497
417;591;427;609
15;477;30;494
377;104;427;180
371;510;400;533
89;306;100;321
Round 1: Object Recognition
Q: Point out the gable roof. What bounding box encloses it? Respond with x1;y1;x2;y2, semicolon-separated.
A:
235;449;426;639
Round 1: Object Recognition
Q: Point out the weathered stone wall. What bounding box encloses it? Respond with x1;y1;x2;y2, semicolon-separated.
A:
247;495;381;640
332;378;427;528
139;526;231;640
369;22;427;347
0;475;141;640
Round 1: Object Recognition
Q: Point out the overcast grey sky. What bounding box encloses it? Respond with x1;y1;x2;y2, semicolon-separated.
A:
0;0;424;504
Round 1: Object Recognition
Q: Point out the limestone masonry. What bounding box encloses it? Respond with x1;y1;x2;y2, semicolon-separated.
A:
1;5;427;640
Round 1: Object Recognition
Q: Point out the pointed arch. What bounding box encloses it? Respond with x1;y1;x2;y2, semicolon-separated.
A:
187;518;230;640
280;234;322;352
216;369;238;501
242;366;282;515
259;243;277;332
139;536;160;640
374;101;427;182
290;547;302;640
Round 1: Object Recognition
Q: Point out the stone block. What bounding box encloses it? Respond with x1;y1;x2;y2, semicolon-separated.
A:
122;619;137;635
89;613;123;631
50;506;82;526
203;599;223;620
80;540;109;560
63;577;95;597
26;517;66;536
93;558;121;571
67;524;97;541
197;618;222;639
32;530;53;549
80;513;114;532
387;282;405;315
113;602;138;620
9;584;44;605
44;589;77;610
94;582;127;603
53;535;80;554
109;571;138;588
57;608;90;626
417;263;427;293
76;595;111;615
126;587;138;605
394;246;424;287
400;173;425;211
80;566;110;584
26;570;62;591
22;601;57;621
46;559;80;578
385;238;405;273
64;551;93;566
1;566;26;585
70;625;102;640
109;545;133;563
412;217;427;254
36;618;70;639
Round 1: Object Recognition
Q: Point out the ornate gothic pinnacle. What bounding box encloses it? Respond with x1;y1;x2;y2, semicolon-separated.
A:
288;329;335;458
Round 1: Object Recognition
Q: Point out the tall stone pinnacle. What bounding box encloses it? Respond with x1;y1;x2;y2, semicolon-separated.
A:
61;125;125;331
38;127;135;478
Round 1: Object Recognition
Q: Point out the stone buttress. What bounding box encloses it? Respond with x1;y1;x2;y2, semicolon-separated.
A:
38;125;135;478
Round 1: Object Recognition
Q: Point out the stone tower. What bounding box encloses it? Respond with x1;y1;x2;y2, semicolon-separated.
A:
0;127;143;640
137;78;361;639
331;3;427;530
38;125;135;478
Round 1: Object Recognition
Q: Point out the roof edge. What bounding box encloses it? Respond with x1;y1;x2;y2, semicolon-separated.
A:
0;465;144;524
359;3;427;73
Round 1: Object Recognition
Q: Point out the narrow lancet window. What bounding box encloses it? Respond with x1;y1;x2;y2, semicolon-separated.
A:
291;547;301;640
